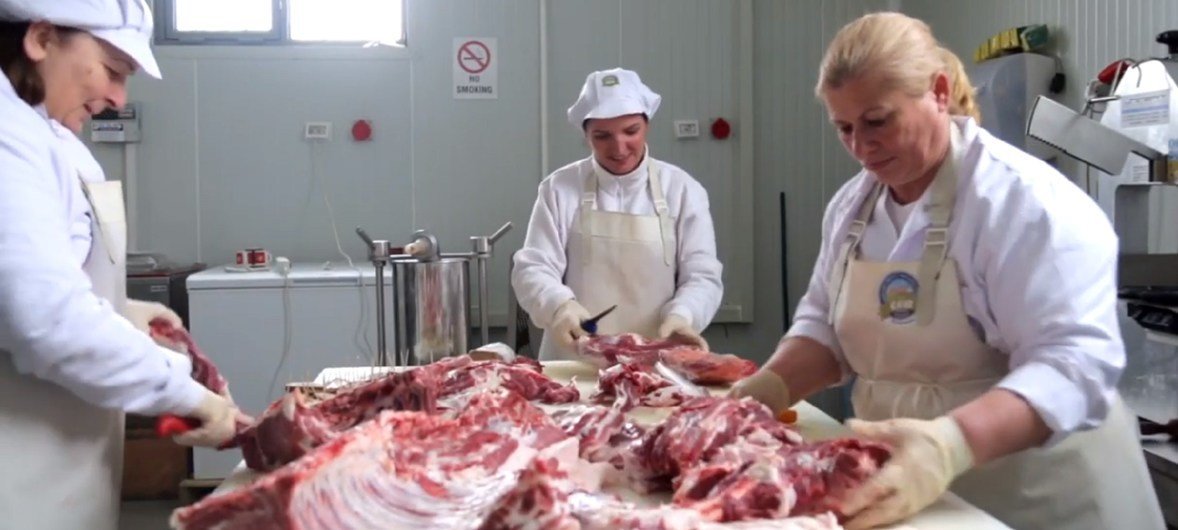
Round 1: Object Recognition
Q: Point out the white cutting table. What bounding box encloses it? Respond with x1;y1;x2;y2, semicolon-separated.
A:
210;361;1011;529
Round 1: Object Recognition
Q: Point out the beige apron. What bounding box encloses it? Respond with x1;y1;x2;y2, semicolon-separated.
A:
829;125;1164;530
0;179;127;530
539;159;677;361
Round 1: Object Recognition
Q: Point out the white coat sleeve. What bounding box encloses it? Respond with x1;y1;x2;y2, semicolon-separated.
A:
986;183;1123;445
511;179;577;329
782;184;851;381
0;135;207;417
661;180;723;331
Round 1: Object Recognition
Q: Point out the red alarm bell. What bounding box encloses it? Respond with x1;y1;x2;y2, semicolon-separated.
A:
351;120;373;142
711;118;731;140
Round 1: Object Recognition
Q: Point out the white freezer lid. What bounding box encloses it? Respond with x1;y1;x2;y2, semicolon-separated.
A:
187;262;391;290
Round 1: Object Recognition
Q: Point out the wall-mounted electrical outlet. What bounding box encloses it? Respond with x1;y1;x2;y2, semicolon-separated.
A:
674;119;700;139
304;122;332;140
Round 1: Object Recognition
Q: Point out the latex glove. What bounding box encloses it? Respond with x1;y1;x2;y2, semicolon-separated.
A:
727;369;791;416
173;389;242;447
657;314;709;351
551;299;592;350
840;416;975;530
124;299;182;334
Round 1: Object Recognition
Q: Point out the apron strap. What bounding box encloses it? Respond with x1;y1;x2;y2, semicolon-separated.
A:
914;123;963;326
828;182;884;324
580;174;597;267
77;176;117;265
647;162;674;267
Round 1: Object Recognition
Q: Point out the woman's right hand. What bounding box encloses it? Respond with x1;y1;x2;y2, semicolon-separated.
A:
728;369;792;415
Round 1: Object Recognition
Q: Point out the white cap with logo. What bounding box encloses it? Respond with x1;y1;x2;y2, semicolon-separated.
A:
566;68;661;129
0;0;161;79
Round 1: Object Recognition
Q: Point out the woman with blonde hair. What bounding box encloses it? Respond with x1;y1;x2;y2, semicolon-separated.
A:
731;12;1163;530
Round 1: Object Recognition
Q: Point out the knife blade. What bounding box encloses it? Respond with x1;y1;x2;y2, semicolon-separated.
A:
654;361;710;398
580;304;618;335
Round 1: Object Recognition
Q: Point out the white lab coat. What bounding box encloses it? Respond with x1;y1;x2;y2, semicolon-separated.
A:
512;154;724;333
0;76;205;418
50;121;107;262
787;116;1124;442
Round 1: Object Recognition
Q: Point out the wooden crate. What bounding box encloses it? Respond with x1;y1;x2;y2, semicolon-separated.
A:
121;415;190;501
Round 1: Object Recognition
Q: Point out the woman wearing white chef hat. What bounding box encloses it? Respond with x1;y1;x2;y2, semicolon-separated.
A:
730;12;1163;530
0;1;245;528
512;68;724;361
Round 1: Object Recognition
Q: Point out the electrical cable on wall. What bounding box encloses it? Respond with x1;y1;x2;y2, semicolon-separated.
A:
308;141;375;365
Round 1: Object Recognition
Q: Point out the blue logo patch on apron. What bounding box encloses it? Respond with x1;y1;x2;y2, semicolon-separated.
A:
878;271;918;324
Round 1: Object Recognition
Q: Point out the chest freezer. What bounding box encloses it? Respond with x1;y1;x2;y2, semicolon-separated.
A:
186;262;393;479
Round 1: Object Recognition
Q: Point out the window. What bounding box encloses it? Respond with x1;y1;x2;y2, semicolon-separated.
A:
156;0;405;46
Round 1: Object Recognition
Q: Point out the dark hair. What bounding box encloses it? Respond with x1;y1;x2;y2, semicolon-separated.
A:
0;22;84;106
581;113;650;131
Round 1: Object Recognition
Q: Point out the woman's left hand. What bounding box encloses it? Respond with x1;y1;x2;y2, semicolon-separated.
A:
839;416;975;529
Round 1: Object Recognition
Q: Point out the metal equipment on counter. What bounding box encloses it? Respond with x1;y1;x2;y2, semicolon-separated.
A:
356;222;512;366
1028;30;1178;526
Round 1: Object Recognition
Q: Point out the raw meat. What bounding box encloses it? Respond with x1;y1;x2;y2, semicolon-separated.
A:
577;334;756;385
148;318;229;394
172;390;580;530
591;363;689;410
674;438;890;521
438;357;580;406
226;357;577;472
635;397;803;490
479;456;579;530
549;404;645;469
224;368;439;471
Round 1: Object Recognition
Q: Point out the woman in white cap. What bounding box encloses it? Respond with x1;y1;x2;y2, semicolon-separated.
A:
730;12;1163;530
0;1;244;528
512;68;724;361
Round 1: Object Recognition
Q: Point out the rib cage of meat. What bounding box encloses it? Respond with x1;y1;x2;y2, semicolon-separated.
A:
173;389;576;530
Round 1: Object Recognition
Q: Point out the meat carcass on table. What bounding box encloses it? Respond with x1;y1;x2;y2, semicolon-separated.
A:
577;333;756;385
635;397;804;490
223;368;439;471
225;356;578;472
674;437;891;522
549;404;646;472
590;363;690;410
437;356;580;407
172;390;587;530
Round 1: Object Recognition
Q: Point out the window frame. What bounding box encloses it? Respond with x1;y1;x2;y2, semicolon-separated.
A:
153;0;407;47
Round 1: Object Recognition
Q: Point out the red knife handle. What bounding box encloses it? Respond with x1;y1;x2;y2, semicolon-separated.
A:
156;414;201;437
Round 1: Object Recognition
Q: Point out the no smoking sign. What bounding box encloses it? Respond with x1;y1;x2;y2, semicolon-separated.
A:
453;37;498;99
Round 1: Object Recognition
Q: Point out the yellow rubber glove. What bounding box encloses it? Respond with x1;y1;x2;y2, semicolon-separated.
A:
124;298;183;334
173;389;244;448
727;369;792;416
840;416;975;530
551;299;592;350
657;314;709;351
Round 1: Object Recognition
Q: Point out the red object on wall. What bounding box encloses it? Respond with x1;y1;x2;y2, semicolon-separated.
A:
351;120;373;142
711;118;731;140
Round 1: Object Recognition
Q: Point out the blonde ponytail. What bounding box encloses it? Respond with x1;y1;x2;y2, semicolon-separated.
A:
817;12;981;123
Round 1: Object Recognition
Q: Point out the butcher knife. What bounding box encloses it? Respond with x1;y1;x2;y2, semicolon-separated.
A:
654;361;710;398
580;304;618;335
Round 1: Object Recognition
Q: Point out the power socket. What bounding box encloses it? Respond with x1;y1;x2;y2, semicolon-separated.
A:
304;122;332;140
674;119;699;139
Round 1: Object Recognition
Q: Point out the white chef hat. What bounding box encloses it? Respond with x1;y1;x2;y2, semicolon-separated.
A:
567;68;661;129
0;0;161;79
